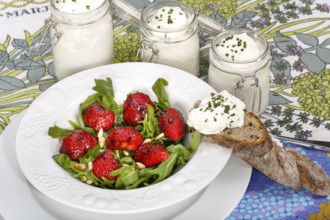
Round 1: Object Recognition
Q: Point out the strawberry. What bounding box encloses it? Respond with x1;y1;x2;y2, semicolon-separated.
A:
60;130;98;161
83;103;115;131
158;108;185;141
92;149;119;180
123;92;156;126
106;126;143;150
134;142;169;167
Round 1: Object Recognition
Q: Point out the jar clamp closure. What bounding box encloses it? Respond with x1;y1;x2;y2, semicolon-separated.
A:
35;0;114;80
208;29;270;115
137;1;200;76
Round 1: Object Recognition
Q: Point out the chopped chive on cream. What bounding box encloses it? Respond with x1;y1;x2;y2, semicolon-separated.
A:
219;35;247;61
167;15;173;24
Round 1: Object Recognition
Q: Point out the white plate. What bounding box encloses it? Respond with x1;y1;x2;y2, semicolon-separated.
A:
15;62;235;215
1;111;251;220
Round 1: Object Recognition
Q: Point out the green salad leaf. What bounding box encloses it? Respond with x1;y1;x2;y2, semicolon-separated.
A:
189;130;201;152
69;120;80;130
152;78;171;111
145;152;178;185
92;77;114;96
48;125;73;139
82;145;103;161
111;165;139;189
138;104;160;139
144;144;190;185
166;144;190;166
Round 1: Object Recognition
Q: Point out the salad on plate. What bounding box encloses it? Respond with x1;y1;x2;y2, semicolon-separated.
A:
48;77;201;189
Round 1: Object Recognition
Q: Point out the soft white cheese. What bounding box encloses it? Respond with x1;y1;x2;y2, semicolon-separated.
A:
214;32;263;62
187;90;246;135
146;6;189;31
54;0;104;13
142;5;200;75
50;0;114;80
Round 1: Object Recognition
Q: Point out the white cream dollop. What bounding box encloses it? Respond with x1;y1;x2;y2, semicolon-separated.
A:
215;32;264;62
146;6;189;31
187;90;246;135
54;0;104;13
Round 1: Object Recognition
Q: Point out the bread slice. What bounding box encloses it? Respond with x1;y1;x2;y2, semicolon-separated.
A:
190;111;330;196
192;111;273;157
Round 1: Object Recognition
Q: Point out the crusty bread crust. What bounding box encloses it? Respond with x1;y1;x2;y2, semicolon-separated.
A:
190;111;330;196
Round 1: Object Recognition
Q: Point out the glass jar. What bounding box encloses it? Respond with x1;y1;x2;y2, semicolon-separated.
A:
208;29;270;115
138;1;199;76
48;0;114;80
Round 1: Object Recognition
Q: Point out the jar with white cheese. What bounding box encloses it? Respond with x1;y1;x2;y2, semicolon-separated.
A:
49;0;114;80
139;1;200;76
208;29;270;115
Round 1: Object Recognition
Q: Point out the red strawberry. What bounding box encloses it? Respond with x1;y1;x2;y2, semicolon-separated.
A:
83;103;115;131
92;149;119;180
134;142;169;167
123;92;155;126
60;130;98;161
158;108;185;141
106;126;143;150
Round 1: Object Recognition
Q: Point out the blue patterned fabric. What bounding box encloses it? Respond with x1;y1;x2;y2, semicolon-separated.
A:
228;143;330;219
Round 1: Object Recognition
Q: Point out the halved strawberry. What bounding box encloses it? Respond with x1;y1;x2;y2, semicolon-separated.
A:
60;130;98;161
158;108;185;141
92;149;119;180
134;142;169;167
83;103;115;131
106;126;143;150
123;92;155;126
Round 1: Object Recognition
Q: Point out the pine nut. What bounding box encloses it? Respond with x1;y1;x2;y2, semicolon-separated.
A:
155;133;165;141
97;128;104;138
115;149;120;157
81;176;87;182
143;138;151;144
88;161;93;171
86;180;93;185
122;150;129;157
75;163;85;170
98;136;105;148
136;162;146;170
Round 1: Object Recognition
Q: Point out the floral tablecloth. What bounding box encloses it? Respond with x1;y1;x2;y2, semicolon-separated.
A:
0;0;329;219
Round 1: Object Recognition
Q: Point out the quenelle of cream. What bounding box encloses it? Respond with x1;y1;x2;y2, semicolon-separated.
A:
187;90;246;135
